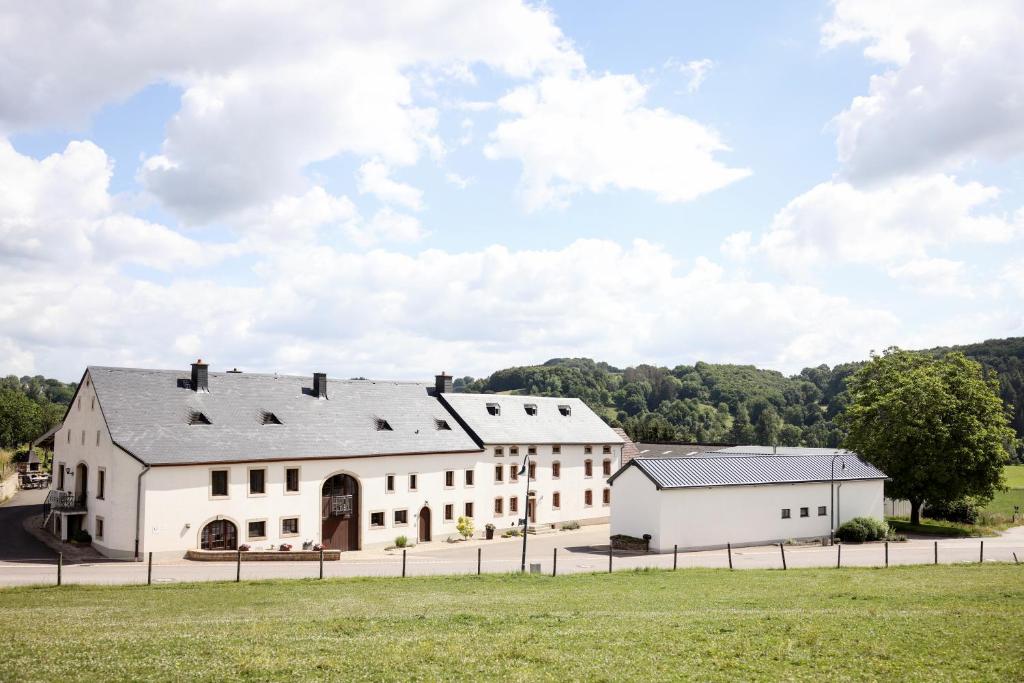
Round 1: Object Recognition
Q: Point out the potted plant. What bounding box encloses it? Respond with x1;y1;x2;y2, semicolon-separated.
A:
485;523;495;540
238;544;250;552
279;543;292;551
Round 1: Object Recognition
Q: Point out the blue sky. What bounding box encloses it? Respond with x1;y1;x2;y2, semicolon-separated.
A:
1;1;1022;382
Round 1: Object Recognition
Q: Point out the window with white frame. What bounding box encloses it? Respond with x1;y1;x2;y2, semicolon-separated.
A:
370;511;385;528
210;469;229;497
281;517;299;536
247;520;267;540
248;468;267;495
393;509;408;526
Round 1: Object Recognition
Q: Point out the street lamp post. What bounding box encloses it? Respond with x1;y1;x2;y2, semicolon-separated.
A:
518;453;531;572
830;453;846;545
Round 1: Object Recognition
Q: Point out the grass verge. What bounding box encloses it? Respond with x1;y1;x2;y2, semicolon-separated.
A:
1;565;1022;681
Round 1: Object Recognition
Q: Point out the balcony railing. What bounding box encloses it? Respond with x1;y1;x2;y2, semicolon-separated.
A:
44;490;86;512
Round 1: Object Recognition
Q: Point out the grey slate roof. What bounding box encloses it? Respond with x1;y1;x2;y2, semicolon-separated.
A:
608;454;886;489
89;366;481;465
439;393;623;445
713;445;852;456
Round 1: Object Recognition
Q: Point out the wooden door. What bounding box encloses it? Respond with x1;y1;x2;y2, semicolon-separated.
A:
418;507;431;543
321;474;359;551
527;498;536;523
201;520;237;550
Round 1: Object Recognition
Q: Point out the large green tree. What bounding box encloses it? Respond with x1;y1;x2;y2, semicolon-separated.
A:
841;349;1014;524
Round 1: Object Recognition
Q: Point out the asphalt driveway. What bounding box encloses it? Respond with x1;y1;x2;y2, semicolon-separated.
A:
0;488;57;564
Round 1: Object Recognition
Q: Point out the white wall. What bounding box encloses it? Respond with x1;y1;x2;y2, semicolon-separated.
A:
136;441;623;559
611;473;884;553
51;372;144;559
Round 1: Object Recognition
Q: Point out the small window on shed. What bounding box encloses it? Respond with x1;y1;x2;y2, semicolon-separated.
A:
376;418;393;431
524;404;537;416
486;403;500;416
435;418;452;430
800;507;809;518
781;508;791;519
558;405;571;417
818;506;827;516
189;411;211;425
261;411;282;425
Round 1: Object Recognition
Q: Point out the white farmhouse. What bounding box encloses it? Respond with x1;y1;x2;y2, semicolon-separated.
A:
45;361;624;560
608;450;886;552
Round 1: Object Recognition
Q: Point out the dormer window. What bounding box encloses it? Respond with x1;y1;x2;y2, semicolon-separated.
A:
376;418;393;431
435;418;451;430
524;404;537;416
558;405;571;417
188;411;211;425
486;403;500;416
261;411;282;425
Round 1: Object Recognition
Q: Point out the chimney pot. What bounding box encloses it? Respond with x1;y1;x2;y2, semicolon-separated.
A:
434;371;453;395
313;372;328;399
190;359;209;393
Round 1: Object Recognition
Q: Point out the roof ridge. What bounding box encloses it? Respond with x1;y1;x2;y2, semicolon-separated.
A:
87;365;429;385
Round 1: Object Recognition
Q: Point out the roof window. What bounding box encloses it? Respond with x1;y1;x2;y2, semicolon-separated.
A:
261;411;282;425
524;404;538;416
435;418;452;431
376;418;393;431
188;411;211;425
558;405;571;417
486;403;500;416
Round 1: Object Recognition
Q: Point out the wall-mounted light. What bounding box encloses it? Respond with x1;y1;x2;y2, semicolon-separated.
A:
65;467;72;475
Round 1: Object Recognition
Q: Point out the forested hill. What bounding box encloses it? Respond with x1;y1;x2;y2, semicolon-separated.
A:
454;338;1024;452
0;375;76;450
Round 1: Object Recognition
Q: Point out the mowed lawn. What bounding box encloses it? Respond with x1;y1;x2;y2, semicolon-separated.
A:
985;464;1024;517
3;566;1023;681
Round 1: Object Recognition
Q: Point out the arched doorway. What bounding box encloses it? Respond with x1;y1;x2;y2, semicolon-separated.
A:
322;473;359;551
200;519;238;550
418;506;431;543
74;462;88;505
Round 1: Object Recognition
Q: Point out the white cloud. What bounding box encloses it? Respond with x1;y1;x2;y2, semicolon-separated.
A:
231;186;358;245
444;172;472;189
886;258;972;297
823;0;1024;180
0;236;901;379
485;73;750;210
0;138;217;272
356;160;424;210
742;174;1021;274
667;58;714;93
345;208;427;247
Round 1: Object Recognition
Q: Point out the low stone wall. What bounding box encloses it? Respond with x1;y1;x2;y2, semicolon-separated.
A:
186;549;341;562
0;473;17;504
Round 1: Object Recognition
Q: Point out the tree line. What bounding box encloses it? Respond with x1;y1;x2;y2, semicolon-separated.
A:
455;337;1024;461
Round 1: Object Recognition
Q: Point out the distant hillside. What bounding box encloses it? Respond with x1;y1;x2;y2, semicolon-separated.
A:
456;337;1024;457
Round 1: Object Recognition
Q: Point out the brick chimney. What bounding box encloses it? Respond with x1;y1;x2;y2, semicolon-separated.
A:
313;372;328;399
191;359;209;393
435;371;453;395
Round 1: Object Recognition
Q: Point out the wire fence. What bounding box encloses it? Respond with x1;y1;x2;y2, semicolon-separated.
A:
1;537;1021;587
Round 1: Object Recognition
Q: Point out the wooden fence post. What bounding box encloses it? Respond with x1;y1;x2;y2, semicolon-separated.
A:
727;542;733;570
779;543;787;570
402;548;407;578
236;549;241;582
836;543;841;569
147;551;153;585
552;548;557;577
979;540;984;564
673;544;678;570
57;553;62;586
934;540;938;565
319;548;324;580
608;545;613;573
884;541;888;568
477;547;482;576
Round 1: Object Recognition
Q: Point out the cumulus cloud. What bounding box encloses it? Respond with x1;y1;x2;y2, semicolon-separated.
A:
356;160;424;211
0;138;218;272
485;73;750;210
345;208;427;247
823;0;1024;180
735;174;1021;276
886;258;972;297
667;58;715;93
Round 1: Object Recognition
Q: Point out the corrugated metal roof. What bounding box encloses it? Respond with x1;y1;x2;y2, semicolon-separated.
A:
713;445;852;456
439;393;623;445
610;454;886;489
90;366;482;465
636;442;728;457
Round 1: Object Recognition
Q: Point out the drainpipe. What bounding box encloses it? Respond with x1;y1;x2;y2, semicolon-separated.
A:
134;464;151;561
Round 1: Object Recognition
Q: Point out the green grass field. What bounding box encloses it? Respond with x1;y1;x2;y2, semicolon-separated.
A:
2;565;1022;681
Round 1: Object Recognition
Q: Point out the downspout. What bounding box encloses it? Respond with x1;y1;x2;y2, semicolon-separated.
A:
134;464;151;561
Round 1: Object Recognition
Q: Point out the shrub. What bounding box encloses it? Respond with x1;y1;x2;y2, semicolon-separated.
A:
502;528;521;538
72;529;92;544
924;499;979;524
836;516;889;543
394;535;408;548
456;515;474;540
560;520;580;531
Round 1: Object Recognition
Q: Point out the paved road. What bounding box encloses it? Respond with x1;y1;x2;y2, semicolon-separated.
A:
0;502;1021;586
0;488;57;565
